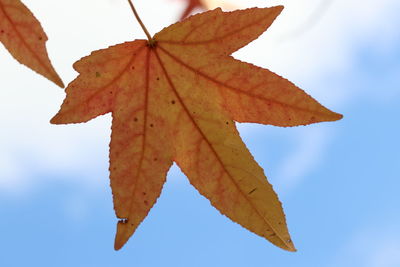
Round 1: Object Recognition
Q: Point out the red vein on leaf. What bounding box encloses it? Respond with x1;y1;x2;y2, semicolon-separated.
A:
157;44;337;119
123;48;151;220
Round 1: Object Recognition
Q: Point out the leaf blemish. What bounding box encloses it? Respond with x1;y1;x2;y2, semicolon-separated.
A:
248;188;257;195
119;218;128;224
95;71;101;77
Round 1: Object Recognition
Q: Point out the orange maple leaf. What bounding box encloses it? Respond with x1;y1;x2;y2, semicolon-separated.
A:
52;7;342;251
0;0;63;87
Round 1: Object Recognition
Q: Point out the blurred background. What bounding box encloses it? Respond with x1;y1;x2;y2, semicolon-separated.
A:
1;0;399;266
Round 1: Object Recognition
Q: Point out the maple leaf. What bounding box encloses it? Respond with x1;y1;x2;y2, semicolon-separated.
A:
180;0;206;19
51;6;342;251
0;0;64;87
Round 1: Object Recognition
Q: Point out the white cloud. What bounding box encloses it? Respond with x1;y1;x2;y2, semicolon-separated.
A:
0;151;27;192
274;126;333;195
330;224;400;267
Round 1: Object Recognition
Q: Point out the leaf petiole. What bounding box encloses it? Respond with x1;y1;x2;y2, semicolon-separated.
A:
127;0;155;46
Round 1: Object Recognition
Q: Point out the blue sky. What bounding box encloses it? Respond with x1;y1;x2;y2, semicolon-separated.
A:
1;0;399;266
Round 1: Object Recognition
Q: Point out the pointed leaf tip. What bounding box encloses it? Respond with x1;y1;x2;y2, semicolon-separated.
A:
114;219;131;251
284;239;297;252
49;112;66;125
276;5;284;12
334;112;344;121
50;114;59;125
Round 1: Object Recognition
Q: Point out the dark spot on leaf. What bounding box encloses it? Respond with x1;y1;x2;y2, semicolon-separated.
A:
38;36;43;40
156;77;160;81
150;123;154;128
171;100;175;104
226;121;229;125
96;71;101;77
153;157;158;161
144;200;149;205
131;66;135;70
142;192;147;196
248;188;257;195
134;117;138;122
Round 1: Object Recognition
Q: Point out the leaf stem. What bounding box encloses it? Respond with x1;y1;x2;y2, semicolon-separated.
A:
127;0;155;46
